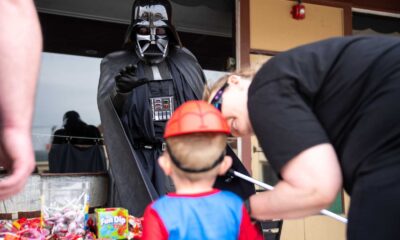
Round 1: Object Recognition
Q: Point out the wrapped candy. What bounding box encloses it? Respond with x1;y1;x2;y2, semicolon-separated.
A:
84;231;96;240
0;220;14;235
0;218;53;240
18;228;44;240
1;218;48;240
3;232;19;240
13;218;41;232
128;216;143;240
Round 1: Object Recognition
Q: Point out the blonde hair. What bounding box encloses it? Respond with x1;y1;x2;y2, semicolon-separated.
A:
166;133;227;181
203;68;256;101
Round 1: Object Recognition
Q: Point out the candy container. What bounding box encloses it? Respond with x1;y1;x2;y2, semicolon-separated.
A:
41;181;89;239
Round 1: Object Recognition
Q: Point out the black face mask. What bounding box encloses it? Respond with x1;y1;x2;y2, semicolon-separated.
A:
135;25;169;64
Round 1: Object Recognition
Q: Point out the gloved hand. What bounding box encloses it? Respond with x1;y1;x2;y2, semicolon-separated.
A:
115;64;149;93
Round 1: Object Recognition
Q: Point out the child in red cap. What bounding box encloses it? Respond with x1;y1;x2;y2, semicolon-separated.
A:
141;100;263;240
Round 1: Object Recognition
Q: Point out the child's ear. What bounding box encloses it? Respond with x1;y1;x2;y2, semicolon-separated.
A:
158;153;172;176
218;155;233;176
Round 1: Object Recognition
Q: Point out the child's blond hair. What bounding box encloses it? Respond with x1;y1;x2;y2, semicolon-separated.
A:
203;68;255;101
166;132;227;182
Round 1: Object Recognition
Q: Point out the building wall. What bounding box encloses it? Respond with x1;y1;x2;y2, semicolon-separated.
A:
250;0;346;52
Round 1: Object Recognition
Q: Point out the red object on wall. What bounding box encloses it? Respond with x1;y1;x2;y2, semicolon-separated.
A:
291;4;306;20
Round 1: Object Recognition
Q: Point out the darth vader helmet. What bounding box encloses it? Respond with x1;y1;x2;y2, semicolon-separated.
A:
125;0;182;64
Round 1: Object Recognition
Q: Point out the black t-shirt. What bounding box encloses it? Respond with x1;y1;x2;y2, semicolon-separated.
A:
248;36;400;193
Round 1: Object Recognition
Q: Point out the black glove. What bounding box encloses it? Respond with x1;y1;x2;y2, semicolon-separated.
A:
115;64;149;93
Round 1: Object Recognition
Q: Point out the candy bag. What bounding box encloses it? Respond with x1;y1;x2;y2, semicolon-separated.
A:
41;180;89;239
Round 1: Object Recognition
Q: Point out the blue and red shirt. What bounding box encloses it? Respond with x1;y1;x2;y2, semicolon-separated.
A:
142;189;263;240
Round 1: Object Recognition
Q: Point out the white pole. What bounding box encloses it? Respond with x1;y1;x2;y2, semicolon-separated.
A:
232;170;348;224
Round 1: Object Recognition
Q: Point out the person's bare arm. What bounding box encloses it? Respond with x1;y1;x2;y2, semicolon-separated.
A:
250;143;343;220
0;0;42;199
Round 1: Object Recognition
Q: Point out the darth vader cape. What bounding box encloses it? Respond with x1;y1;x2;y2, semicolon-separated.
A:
98;47;255;216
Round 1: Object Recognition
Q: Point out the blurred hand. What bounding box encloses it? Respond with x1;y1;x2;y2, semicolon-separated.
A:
0;127;35;200
115;64;149;93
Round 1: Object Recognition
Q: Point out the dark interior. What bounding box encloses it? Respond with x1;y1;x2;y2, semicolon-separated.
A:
39;13;235;71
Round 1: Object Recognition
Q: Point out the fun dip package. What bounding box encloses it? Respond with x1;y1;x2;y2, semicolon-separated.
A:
95;208;128;239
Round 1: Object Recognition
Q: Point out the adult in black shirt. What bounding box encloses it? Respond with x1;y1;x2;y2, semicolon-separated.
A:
207;36;400;240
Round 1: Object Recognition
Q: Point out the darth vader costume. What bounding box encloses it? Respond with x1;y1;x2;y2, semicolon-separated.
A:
98;0;254;216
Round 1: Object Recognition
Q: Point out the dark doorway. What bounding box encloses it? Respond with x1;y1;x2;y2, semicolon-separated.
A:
38;11;235;71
